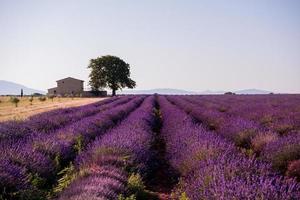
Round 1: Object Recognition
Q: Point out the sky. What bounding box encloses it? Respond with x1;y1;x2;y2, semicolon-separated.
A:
0;0;299;93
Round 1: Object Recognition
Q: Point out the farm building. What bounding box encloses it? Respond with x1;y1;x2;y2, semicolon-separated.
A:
48;77;107;97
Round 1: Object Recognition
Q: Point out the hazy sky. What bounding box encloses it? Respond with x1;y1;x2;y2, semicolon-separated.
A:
0;0;299;93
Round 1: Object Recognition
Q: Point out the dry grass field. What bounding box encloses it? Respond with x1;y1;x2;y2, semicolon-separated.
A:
0;96;106;121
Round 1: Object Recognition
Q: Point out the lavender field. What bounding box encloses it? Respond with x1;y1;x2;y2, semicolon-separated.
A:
1;94;300;200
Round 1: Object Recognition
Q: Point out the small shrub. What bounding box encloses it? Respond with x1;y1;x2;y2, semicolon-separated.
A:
117;173;149;200
38;96;46;102
275;124;294;135
54;154;61;169
10;97;20;107
127;173;155;199
286;160;300;181
53;164;77;194
128;173;145;192
268;144;300;173
251;132;278;154
48;95;55;102
73;135;84;153
179;192;190;200
207;121;219;131
29;96;34;105
218;107;227;113
224;92;235;95
259;115;273;126
234;129;257;149
118;194;137;200
29;173;46;188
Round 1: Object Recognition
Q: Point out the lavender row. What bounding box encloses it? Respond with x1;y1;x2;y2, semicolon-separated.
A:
220;95;300;134
170;95;300;180
158;96;299;199
186;94;300;135
0;97;120;142
184;95;300;179
0;96;144;200
0;95;135;163
57;96;156;200
175;95;265;148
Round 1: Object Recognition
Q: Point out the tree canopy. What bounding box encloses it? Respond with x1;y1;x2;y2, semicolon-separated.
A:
88;55;136;96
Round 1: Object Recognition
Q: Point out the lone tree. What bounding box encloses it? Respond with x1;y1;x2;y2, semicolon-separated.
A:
88;55;136;96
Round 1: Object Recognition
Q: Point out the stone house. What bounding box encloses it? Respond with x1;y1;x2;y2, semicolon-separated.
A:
48;77;84;96
48;77;107;97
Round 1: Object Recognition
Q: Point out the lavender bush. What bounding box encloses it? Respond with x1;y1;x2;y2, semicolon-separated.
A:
158;95;300;199
169;95;300;180
0;97;120;142
57;96;156;200
0;96;144;199
1;94;299;199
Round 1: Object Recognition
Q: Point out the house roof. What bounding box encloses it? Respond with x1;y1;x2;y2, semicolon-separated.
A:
56;77;84;82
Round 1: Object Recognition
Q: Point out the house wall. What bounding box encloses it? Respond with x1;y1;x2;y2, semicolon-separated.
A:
56;78;84;95
48;87;58;95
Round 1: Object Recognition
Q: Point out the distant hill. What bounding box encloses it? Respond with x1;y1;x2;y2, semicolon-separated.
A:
118;88;273;95
200;90;226;94
118;88;197;95
0;81;272;95
235;89;272;94
0;80;45;95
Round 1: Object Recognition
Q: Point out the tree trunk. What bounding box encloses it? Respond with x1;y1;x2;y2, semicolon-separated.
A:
112;89;116;96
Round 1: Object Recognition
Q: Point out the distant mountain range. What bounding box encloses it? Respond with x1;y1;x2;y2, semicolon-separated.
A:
118;88;273;95
0;80;45;95
0;80;273;95
235;89;271;94
118;88;197;95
